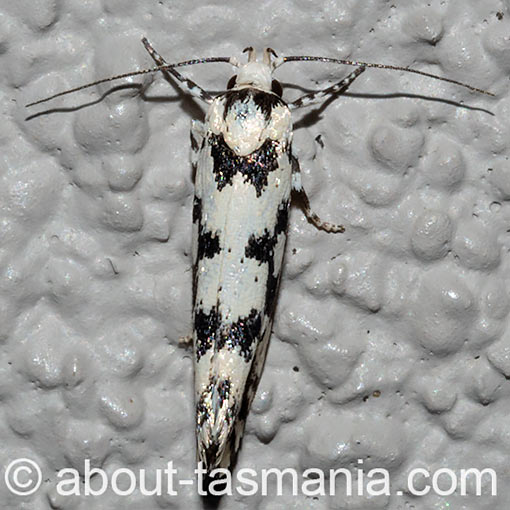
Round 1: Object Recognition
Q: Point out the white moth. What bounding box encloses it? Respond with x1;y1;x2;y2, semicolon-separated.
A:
182;47;364;474
26;40;493;475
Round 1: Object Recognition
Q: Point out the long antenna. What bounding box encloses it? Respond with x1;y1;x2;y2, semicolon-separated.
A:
26;51;495;108
281;56;495;97
25;57;232;107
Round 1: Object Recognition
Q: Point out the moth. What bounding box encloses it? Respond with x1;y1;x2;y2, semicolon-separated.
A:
27;40;493;475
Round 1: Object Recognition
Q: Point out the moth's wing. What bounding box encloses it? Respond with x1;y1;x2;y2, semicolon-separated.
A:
192;92;293;473
191;120;207;300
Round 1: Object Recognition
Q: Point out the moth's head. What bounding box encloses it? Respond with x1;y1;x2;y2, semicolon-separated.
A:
227;47;283;96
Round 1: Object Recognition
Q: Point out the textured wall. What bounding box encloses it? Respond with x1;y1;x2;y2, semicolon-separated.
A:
2;0;510;508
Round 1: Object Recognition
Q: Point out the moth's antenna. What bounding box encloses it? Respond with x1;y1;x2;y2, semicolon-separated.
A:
281;56;495;97
26;57;232;107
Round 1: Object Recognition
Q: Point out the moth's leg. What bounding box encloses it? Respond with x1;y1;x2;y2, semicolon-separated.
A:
190;120;206;167
291;156;345;233
288;66;366;110
179;335;193;348
142;37;213;104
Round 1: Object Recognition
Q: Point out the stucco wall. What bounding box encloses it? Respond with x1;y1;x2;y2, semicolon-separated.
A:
2;0;509;508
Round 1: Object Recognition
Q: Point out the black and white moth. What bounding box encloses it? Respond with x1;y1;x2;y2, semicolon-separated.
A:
26;40;493;475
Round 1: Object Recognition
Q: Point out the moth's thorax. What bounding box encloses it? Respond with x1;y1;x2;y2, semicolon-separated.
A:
207;89;292;156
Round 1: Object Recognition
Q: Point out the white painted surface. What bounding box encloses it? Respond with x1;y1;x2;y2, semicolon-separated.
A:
2;0;509;507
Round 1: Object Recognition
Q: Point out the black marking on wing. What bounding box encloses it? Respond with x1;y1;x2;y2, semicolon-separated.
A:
194;195;221;261
245;230;278;315
245;229;274;263
192;196;201;303
245;199;289;315
223;88;285;121
196;394;210;429
194;306;221;361
193;196;202;224
197;228;221;260
217;308;262;362
275;199;289;235
209;134;280;197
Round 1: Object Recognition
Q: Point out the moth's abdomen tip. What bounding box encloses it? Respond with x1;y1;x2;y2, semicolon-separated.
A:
197;435;234;474
196;377;238;472
199;440;221;472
